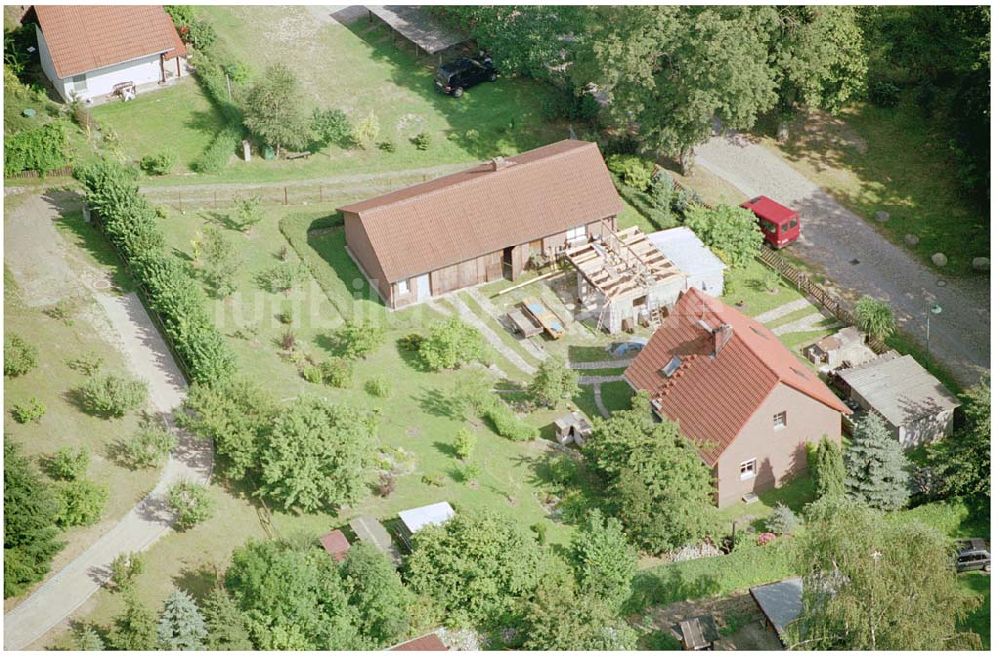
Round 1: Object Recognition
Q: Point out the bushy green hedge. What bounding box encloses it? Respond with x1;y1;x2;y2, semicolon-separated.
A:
4;121;68;176
75;160;235;384
481;397;539;441
193;126;241;174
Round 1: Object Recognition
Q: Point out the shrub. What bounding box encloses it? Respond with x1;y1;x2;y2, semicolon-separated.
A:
331;319;385;359
528;357;579;409
453;427;476;460
280;328;297;351
685;204;763;268
256;262;308;293
164;5;196;27
606;154;654;190
869;78;901;108
54;479;108;527
482;398;539;441
80;373;148;417
167;481;213;530
377;472;396;497
460;462;481;484
11;397;46;424
301;364;323;384
230;195;263;232
365;376;391;398
854;295;896;341
764;503;798;535
421;473;445;487
4;333;38;376
193;127;240;174
311;108;352;148
118;420;177;469
277;307;293;324
108;552;145;592
353;109;380;148
320;357;353;388
67;351;104;376
411;132;431;150
670;186;702;218
3;121;68;176
649;169;675;212
184;18;217;50
377;140;396;152
139;151;176;176
45;446;90;481
417;318;485;370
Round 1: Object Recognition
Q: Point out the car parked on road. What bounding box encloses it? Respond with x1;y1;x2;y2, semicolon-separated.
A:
434;54;497;97
956;538;991;573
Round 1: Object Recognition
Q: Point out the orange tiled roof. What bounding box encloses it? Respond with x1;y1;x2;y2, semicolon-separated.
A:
339;140;623;283
624;288;850;465
33;5;185;79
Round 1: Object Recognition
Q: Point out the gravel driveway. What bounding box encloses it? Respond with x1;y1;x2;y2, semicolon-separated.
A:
695;131;989;388
3;193;212;650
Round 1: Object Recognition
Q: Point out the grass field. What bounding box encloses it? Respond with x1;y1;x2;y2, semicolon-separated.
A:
759;101;988;278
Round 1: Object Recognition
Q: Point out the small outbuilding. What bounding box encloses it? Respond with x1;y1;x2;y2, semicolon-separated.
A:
399;502;455;536
366;5;470;61
319;529;351;562
837;354;960;448
553;410;593;447
750;577;803;647
804;326;876;371
648;227;727;298
388;631;449;651
349;515;401;565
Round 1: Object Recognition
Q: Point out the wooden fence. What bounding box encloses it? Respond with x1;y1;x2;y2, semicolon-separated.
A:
756;247;890;354
7;165;74;179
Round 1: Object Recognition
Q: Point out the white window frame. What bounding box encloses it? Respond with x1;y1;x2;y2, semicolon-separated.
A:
565;225;587;243
397;278;409;295
71;73;87;92
773;411;787;430
739;458;757;481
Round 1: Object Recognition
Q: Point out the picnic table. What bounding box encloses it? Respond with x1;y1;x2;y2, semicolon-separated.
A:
521;296;565;339
677;615;719;650
507;306;543;338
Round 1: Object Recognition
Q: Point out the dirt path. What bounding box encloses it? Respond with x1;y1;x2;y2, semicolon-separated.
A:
3;193;212;650
694;131;989;387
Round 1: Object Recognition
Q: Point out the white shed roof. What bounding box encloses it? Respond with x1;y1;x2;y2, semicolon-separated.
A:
839;354;960;427
648;227;727;281
398;501;455;533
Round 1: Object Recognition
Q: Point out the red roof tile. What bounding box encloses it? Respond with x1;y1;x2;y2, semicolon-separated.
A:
32;5;184;79
339;140;623;283
320;529;351;562
625;288;849;465
389;633;448;651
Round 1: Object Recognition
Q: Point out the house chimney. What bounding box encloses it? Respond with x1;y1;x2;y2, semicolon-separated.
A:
490;156;511;171
713;323;733;356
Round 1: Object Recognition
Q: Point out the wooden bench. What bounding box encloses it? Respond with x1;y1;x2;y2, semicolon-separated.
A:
521;296;565;339
507;306;543;338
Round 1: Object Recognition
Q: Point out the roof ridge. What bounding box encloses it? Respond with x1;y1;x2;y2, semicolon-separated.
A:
346;140;592;216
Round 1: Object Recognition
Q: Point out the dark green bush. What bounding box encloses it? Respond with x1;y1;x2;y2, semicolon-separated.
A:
54;479;108;527
139;151;176;176
3;121;68;176
193;127;241;174
320;357;353;388
80;373;148;418
606;154;654;191
4;334;38;377
411;132;432;150
482;398;538;441
11;397;45;424
869;78;901;108
45;446;90;481
184;19;217;50
311;108;352;148
118;420;177;469
167;480;213;530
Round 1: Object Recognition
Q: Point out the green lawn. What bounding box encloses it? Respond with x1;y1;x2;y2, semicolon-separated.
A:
108;5;567;183
760;100;988;278
959;573;990;649
721;260;808;319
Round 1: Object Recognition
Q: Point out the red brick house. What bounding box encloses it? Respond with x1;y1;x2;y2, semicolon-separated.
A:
338;140;622;309
624;288;850;507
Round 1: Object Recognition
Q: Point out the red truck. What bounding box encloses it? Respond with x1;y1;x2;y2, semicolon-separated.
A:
741;195;801;248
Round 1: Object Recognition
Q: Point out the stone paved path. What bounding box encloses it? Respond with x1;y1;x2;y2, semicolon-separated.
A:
592;383;610;418
467;287;548;362
771;312;827;336
449;295;537;375
570;359;633;370
753;298;811;324
578;374;625;385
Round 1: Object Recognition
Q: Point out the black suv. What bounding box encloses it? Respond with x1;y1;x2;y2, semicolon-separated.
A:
435;54;496;97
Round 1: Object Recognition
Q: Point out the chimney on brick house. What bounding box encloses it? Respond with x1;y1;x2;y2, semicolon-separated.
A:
490;156;512;171
713;323;733;357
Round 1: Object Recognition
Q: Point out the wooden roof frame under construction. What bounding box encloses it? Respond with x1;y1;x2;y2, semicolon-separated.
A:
564;225;682;301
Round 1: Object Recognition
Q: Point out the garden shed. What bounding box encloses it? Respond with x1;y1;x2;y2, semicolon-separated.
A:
648;227;727;297
349;515;400;565
319;529;351;562
366;5;470;60
749;577;803;647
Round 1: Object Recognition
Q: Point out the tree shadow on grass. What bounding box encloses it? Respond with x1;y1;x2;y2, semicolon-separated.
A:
172;562;223;603
414;387;465;421
626;568;724;615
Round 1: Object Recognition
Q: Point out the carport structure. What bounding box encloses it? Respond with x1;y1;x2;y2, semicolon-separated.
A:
366;6;470;60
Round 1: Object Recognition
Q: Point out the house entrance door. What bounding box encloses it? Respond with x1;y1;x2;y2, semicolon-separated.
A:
415;274;431;301
502;246;514;280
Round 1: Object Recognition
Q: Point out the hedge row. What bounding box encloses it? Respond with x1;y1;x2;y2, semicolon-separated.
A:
4;121;69;177
75;160;235;384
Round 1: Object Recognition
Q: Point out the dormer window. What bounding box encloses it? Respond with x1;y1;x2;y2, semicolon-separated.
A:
660;355;682;377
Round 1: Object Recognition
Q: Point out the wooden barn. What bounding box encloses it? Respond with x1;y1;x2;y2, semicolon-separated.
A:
338;140;623;309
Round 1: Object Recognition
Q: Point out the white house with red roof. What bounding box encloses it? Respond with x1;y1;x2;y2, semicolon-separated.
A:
625;287;850;506
25;5;187;104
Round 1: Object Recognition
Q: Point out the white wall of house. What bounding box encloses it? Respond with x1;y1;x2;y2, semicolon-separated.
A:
36;25;170;103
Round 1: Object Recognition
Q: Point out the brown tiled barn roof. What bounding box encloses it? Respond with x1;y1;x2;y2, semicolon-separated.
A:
339;140;623;283
32;5;185;79
625;288;849;465
389;632;448;651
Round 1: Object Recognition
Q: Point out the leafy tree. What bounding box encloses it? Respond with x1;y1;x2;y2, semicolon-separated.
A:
312;108;352;148
929;376;990;502
45;446;90;481
583;393;715;553
764;503;798;535
417;318;486;370
201;586;253;650
844;412;909;511
331;319;386;359
4;333;38;376
258;397;377;512
684;204;764;267
569;509;637;612
528;357;580;409
118;419;177;470
405;512;542;627
157;589;208;650
73;624;106;651
199;225;241;297
110;594;158;651
167;481;214;530
453;427;476;460
340;543;412;646
4;439;63;598
789;497;981;650
54;479;108;527
225;538;363;650
242;64;312;154
108;551;146;593
518;577;639;650
810;435;846;498
179;378;276;482
229;195;264;233
79;372;148;418
854;295;896;341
